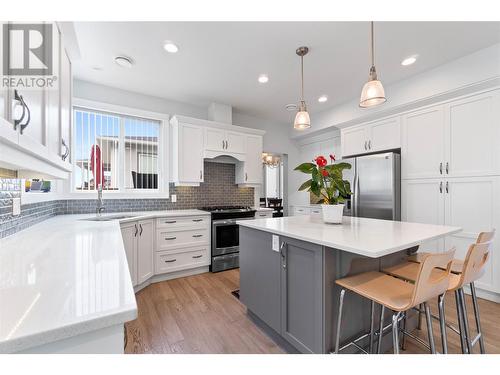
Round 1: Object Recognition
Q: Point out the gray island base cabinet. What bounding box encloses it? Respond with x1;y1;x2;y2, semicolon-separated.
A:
239;227;415;354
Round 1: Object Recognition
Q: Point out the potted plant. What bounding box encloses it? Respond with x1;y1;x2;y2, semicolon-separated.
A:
295;154;352;224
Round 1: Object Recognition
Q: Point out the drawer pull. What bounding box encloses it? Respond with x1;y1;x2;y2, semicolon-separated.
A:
192;234;203;238
164;259;177;263
259;214;267;217
165;220;176;224
192;255;203;259
192;219;203;222
165;237;177;240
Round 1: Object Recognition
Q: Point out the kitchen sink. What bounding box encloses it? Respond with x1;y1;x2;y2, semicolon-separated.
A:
80;214;136;222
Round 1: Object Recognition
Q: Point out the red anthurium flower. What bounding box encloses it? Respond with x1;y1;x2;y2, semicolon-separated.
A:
315;156;327;167
330;154;336;162
321;169;329;177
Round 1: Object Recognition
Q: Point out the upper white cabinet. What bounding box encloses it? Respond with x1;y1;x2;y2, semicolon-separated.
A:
402;89;500;180
445;91;500;178
0;22;72;178
170;119;204;185
341;126;367;157
236;134;263;184
170;115;265;186
401;105;446;179
204;127;246;154
341;116;400;157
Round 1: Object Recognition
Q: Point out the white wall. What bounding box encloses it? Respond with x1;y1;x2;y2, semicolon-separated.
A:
291;43;500;139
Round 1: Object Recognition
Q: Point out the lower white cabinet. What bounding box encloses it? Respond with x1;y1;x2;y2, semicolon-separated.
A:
120;219;154;287
156;247;210;274
121;214;211;289
402;176;500;295
255;210;273;219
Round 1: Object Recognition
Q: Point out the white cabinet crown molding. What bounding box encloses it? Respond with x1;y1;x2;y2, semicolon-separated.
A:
171;115;265;136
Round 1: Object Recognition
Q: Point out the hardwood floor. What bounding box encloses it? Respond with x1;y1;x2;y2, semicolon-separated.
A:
125;269;500;354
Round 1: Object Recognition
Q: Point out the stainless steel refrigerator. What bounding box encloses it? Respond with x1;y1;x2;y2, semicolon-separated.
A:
343;152;401;221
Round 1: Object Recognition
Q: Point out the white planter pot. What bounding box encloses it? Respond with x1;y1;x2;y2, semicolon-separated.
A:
321;204;344;224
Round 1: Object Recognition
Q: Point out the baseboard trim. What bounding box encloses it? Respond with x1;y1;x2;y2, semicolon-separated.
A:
134;266;210;293
462;285;500;303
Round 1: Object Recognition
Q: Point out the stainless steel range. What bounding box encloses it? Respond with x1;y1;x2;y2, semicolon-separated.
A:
201;206;256;272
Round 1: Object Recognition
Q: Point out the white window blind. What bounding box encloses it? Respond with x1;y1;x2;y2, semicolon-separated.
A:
73;108;160;191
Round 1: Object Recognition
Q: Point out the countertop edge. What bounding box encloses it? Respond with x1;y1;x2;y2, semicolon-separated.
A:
0;305;137;354
238;219;462;258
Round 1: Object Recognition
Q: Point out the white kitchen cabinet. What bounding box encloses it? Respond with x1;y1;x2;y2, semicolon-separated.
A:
204;127;246;154
120;219;154;287
236;134;263;184
121;222;138;286
402;176;500;295
0;22;72;178
319;136;341;160
137;219;154;284
369;117;401;153
444;176;500;293
170;119;204;185
445;90;500;178
401;105;446;179
401;179;445;253
47;24;61;159
60;46;72;164
204;127;226;152
341;117;400;157
225;131;246;154
341;126;368;157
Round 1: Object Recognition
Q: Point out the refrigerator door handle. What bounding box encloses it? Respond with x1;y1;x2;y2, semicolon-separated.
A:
352;171;359;217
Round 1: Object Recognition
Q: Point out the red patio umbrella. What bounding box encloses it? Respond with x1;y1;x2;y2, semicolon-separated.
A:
90;144;105;189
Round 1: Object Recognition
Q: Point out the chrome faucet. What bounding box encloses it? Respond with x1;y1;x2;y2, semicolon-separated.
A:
96;184;105;216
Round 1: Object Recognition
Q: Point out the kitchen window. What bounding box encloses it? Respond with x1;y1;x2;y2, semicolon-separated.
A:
72;105;166;193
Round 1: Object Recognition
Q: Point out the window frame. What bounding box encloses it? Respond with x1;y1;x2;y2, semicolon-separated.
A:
71;98;170;198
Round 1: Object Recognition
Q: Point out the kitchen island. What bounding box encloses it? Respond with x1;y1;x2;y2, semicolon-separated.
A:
238;215;461;354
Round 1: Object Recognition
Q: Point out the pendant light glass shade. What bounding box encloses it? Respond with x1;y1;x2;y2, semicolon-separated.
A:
359;22;386;108
294;101;311;129
359;77;386;108
294;46;311;130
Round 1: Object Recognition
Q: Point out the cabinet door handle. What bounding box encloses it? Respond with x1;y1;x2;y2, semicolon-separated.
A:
192;218;203;222
439;162;443;175
18;95;31;134
446;181;449;194
245;172;248;181
280;242;286;269
192;255;203;259
164;236;177;240
439;181;443;193
222;140;225;149
192;234;203;238
139;224;143;236
165;220;176;224
200;170;203;180
445;162;449;174
368;140;371;150
134;223;138;237
13;90;26;130
61;139;70;161
164;259;176;263
225;140;228;149
364;140;368;150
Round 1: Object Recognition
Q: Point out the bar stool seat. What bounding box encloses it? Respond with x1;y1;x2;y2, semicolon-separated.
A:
384;262;462;290
336;271;415;312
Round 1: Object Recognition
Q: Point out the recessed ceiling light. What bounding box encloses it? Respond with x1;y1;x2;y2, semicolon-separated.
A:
318;95;328;103
258;74;269;84
114;56;133;68
285;103;298;111
401;55;418;66
163;41;179;53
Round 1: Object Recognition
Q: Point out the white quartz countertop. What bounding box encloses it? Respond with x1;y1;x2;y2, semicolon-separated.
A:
0;209;209;353
238;215;461;258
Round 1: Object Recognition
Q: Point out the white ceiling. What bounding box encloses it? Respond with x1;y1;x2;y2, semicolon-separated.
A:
72;22;500;124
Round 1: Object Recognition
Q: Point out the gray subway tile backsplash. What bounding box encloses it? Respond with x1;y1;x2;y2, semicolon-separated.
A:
0;161;254;238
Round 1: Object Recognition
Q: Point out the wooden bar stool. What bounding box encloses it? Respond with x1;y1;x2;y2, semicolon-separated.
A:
383;230;495;354
334;250;455;354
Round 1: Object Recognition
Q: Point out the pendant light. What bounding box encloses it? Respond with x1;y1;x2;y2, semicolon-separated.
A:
294;46;311;130
359;22;386;108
